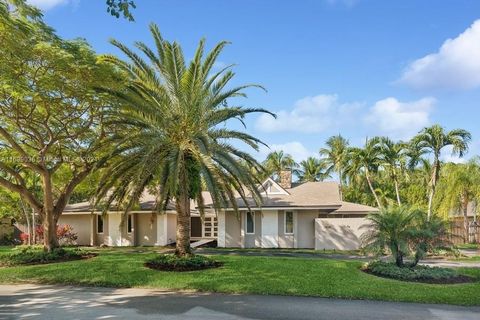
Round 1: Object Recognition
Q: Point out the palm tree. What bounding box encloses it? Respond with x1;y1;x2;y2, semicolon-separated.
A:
379;137;407;206
436;159;480;242
263;150;296;181
320;135;349;190
345;137;383;208
96;24;274;256
294;157;330;182
412;125;471;219
362;206;421;267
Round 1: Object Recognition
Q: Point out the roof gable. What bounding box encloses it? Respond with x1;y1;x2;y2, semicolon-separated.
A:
259;178;290;195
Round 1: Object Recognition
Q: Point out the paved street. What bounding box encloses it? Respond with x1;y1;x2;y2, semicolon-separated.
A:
0;284;479;320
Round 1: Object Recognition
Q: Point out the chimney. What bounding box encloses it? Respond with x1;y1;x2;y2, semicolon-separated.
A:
279;170;292;189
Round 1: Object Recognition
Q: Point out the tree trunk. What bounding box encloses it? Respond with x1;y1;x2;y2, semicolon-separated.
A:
338;170;343;200
175;166;192;257
394;178;401;206
427;158;440;220
42;173;58;252
463;201;469;244
365;170;382;209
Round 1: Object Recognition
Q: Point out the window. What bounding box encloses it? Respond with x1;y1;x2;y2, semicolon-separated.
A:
246;211;255;234
97;215;104;234
127;214;133;233
285;211;294;234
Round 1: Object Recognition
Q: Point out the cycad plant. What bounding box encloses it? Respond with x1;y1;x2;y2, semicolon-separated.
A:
97;24;274;256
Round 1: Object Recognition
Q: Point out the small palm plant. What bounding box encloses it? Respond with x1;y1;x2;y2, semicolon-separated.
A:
362;206;450;267
97;24;274;256
362;206;420;267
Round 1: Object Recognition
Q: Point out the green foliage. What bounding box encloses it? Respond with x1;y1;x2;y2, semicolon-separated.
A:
145;254;222;271
364;261;460;282
319;134;349;185
0;246;89;266
263;151;296;181
106;0;136;21
362;206;450;267
294;157;330;182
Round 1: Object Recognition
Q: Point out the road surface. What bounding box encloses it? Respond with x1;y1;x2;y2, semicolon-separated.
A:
0;284;479;320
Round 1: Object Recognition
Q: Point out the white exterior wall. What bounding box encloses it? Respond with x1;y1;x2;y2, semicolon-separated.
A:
217;211;226;247
261;210;279;248
106;212;133;246
315;217;369;250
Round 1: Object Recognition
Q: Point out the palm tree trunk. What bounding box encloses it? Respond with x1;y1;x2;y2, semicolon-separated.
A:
338;170;343;200
463;198;469;243
427;159;440;220
175;166;192;257
394;178;401;206
365;170;382;209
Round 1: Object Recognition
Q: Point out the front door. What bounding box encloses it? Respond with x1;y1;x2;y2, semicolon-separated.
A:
191;217;202;238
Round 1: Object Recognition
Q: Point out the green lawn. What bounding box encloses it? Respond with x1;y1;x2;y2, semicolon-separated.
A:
0;246;479;306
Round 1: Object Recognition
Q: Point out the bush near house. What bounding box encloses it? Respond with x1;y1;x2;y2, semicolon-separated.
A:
145;254;222;271
363;260;473;284
0;246;93;267
20;225;78;246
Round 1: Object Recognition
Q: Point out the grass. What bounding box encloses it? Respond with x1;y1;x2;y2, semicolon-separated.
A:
455;243;480;250
200;247;363;256
0;246;479;306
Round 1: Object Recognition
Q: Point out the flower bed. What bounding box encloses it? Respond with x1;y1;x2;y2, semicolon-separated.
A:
362;260;474;284
145;254;222;272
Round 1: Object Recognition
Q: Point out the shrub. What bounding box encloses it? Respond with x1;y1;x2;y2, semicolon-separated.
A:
0;246;92;267
363;260;471;283
362;206;451;267
33;224;78;245
145;254;222;271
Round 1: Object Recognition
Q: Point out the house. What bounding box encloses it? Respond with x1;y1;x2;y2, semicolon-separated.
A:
60;171;378;250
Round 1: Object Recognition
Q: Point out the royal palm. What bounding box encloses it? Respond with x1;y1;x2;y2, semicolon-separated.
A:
412;125;471;219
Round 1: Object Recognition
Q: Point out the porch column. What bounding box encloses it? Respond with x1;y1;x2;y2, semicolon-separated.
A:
217;211;226;247
294;211;299;248
89;213;95;246
240;211;245;248
155;213;168;246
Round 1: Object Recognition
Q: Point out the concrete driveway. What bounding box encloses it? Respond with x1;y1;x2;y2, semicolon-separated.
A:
0;284;479;320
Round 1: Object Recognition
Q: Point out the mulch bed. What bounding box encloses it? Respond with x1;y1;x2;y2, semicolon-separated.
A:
144;260;223;272
362;269;475;284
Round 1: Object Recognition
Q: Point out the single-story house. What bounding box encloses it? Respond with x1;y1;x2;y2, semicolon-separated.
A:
61;171;378;250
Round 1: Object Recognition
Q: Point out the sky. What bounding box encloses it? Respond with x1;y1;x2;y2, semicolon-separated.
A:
28;0;480;163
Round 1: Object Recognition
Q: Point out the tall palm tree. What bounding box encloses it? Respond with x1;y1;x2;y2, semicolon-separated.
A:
412;125;471;219
379;137;407;206
345;137;383;208
436;159;480;241
263;150;296;181
96;24;274;256
294;157;331;182
320;135;349;190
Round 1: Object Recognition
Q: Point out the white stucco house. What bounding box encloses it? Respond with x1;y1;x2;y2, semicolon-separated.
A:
60;171;378;250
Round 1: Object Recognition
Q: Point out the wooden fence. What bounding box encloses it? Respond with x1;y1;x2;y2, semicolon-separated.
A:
449;217;480;245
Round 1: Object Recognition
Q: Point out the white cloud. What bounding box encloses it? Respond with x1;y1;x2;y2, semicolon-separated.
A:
259;141;315;162
441;146;467;164
256;94;362;133
399;20;480;90
364;97;435;140
27;0;71;10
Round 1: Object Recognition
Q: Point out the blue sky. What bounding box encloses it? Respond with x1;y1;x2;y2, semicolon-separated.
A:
30;0;480;163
